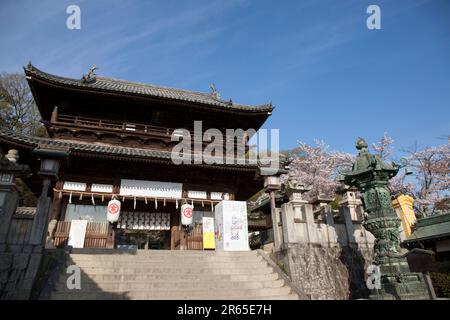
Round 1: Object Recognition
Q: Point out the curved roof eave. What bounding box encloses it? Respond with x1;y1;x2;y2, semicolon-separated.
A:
24;63;274;114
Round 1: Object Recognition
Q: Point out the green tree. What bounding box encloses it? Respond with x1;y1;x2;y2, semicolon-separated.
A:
0;72;46;136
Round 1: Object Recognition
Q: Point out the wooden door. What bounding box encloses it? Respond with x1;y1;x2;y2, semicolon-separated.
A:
170;224;203;250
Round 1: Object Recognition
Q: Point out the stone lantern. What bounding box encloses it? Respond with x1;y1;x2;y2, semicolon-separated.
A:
29;145;68;247
340;138;430;300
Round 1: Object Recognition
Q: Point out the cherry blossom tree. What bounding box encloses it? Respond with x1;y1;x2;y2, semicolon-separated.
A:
285;133;449;216
403;142;450;216
371;132;415;196
372;132;394;160
284;140;354;201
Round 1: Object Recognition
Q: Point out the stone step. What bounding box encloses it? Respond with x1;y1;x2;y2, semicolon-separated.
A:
55;279;285;291
58;272;280;283
67;256;263;263
51;293;299;300
59;266;274;275
50;249;299;300
65;260;268;269
51;286;293;300
69;249;258;256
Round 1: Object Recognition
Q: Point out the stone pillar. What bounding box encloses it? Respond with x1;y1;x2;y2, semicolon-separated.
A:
0;179;19;247
392;195;416;239
323;205;338;246
338;190;360;245
0;150;40;300
0;150;28;246
270;193;284;252
29;178;52;248
339;189;362;221
281;197;309;245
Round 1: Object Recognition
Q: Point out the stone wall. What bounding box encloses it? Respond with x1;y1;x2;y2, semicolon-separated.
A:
0;153;53;300
0;249;42;299
274;244;373;299
0;205;43;299
271;191;376;299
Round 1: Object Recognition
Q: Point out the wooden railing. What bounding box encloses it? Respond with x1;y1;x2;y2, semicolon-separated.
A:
186;224;203;250
53;114;246;146
171;226;181;250
54;221;114;248
54;114;171;137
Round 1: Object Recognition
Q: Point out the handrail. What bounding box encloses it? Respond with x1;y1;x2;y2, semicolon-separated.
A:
55;114;171;135
53;114;246;147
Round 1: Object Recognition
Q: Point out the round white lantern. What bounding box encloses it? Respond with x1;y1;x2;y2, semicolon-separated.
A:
181;203;193;225
107;199;121;223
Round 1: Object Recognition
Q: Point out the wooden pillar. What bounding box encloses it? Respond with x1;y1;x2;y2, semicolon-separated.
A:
50;106;58;123
50;191;63;220
180;225;187;250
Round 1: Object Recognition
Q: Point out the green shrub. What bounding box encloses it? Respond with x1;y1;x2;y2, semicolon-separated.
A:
430;272;450;298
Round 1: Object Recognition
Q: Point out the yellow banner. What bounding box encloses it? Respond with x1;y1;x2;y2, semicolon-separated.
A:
202;217;215;249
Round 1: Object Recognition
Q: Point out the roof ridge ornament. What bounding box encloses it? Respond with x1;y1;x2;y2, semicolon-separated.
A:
209;83;220;100
82;64;98;84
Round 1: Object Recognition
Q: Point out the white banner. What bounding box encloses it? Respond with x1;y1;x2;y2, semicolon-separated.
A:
211;192;230;200
63;181;86;191
68;220;88;248
120;179;182;198
91;183;113;193
188;190;207;199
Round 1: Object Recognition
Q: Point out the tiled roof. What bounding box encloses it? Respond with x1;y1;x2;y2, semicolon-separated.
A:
404;213;450;243
24;63;273;113
0;130;258;170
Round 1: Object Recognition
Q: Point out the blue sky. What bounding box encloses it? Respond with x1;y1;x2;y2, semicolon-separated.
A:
1;0;449;156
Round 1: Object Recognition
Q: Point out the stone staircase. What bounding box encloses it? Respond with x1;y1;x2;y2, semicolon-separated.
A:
50;249;299;300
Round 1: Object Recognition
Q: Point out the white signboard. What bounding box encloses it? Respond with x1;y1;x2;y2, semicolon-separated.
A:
188;190;207;199
214;200;249;251
119;179;182;198
63;181;86;191
68;220;88;248
91;183;113;193
211;192;230;200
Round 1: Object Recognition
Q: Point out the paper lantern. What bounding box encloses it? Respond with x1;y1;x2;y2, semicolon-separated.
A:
181;204;193;225
107;199;121;223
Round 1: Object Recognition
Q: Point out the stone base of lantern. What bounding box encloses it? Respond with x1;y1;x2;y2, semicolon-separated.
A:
369;256;431;300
